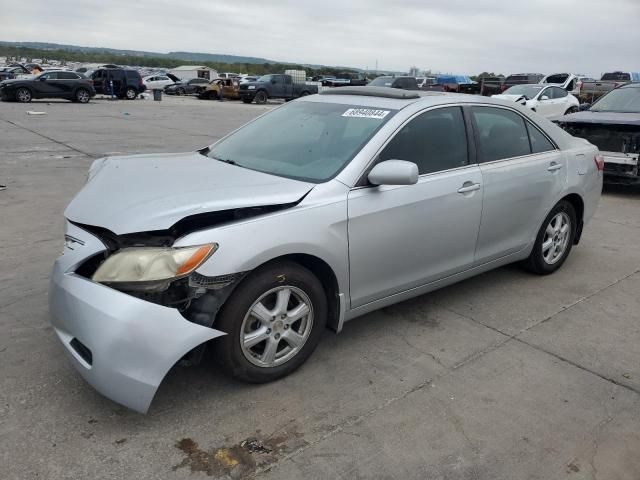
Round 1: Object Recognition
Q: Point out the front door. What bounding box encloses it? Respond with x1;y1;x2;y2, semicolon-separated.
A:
469;106;566;264
34;72;64;98
348;106;483;308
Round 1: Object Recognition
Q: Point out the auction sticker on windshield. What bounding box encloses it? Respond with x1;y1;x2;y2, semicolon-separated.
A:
342;108;391;119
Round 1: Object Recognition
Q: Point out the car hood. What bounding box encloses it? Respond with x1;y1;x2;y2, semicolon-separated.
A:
557;110;640;126
65;151;315;235
492;94;530;103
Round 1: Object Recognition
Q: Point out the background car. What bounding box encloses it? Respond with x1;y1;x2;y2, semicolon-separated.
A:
493;84;579;118
199;78;241;100
90;67;146;99
557;83;640;184
164;78;209;95
0;70;95;103
367;76;419;90
501;73;545;91
142;74;176;90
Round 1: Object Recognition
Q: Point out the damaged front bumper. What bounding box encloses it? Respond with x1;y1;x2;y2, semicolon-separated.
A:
603;151;640;184
49;223;226;413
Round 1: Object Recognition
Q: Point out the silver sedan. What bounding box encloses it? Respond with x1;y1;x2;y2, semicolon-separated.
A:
49;87;603;413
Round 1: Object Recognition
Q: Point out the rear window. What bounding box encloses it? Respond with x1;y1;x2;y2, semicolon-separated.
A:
601;72;630;81
544;74;569;84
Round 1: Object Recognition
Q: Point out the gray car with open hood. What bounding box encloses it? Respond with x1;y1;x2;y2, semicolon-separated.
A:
49;87;603;413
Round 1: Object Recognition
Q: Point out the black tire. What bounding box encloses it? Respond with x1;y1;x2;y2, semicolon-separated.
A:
254;90;268;104
242;97;253;104
15;87;32;103
177;88;185;96
524;200;577;275
300;91;310;97
214;261;327;383
125;87;137;100
565;107;578;115
75;88;90;103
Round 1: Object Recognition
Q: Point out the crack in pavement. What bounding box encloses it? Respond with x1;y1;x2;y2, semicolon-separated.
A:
437;267;640;395
1;119;96;158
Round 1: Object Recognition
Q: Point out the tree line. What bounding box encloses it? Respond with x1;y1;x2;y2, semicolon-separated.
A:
0;46;361;77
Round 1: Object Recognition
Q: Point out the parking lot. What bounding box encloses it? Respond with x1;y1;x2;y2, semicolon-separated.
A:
1;95;639;480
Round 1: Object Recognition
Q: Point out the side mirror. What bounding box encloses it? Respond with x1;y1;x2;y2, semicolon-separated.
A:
579;103;591;111
540;95;549;100
368;160;419;186
39;76;47;81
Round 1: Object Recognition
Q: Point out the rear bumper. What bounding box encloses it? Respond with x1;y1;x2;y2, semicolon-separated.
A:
603;151;640;184
49;223;225;413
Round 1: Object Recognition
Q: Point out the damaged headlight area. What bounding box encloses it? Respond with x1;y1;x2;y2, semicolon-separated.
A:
92;244;217;291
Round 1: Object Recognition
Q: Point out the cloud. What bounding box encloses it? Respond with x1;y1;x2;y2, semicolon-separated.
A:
1;0;639;76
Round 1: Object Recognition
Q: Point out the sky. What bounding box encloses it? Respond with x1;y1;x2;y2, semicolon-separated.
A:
1;0;639;76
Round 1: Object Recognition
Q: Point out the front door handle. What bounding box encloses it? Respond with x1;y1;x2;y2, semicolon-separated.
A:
457;182;481;194
547;162;563;172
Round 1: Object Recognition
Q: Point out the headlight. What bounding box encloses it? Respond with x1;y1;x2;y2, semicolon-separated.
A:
247;85;256;90
92;244;217;285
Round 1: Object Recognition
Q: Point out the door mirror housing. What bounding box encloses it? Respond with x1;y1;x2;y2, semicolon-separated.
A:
38;76;47;81
540;95;550;101
368;160;419;186
579;103;591;111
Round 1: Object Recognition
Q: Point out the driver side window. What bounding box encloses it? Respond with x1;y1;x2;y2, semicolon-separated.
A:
379;107;469;175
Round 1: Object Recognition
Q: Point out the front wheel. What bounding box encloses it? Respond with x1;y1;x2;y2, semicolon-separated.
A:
565;106;578;115
254;90;268;104
16;88;32;103
524;200;576;275
214;261;327;383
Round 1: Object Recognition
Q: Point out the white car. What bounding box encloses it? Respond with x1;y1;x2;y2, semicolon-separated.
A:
492;84;580;119
142;75;175;90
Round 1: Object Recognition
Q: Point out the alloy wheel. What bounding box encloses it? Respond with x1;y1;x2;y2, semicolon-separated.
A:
542;212;571;265
240;286;314;368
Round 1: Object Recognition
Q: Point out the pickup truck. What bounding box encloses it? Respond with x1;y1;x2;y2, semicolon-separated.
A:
239;74;318;104
580;71;640;102
323;72;368;87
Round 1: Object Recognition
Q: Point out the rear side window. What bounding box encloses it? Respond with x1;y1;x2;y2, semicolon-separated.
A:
58;72;80;80
526;122;555;153
379;107;468;175
125;70;139;79
471;107;531;162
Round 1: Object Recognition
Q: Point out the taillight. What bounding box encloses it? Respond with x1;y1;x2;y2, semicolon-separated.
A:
594;154;604;171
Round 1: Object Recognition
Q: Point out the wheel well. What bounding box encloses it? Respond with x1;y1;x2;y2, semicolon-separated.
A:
561;193;584;244
261;254;340;332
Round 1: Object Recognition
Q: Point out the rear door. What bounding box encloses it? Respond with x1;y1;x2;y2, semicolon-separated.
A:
56;72;81;97
470;106;565;264
348;106;483;307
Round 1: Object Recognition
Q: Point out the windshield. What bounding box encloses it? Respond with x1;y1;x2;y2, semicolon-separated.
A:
590;88;640;113
601;72;630;81
207;101;396;183
257;75;272;82
368;77;393;87
503;85;544;98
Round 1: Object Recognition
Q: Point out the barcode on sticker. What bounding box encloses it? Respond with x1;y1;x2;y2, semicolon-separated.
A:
342;108;390;119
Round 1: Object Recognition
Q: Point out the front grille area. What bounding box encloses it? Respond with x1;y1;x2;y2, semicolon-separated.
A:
564;124;640;154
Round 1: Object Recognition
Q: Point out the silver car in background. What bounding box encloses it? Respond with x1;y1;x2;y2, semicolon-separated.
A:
49;87;603;413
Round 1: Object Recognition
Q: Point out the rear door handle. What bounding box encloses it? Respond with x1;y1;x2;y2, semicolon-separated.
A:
457;183;481;194
547;162;563;172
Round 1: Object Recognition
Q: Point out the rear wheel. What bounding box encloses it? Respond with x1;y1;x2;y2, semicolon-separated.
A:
524;200;576;275
16;88;32;103
75;88;90;103
214;261;327;383
125;87;137;100
254;90;268;104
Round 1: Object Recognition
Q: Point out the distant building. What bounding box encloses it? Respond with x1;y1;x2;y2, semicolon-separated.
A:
168;65;218;81
408;66;420;77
